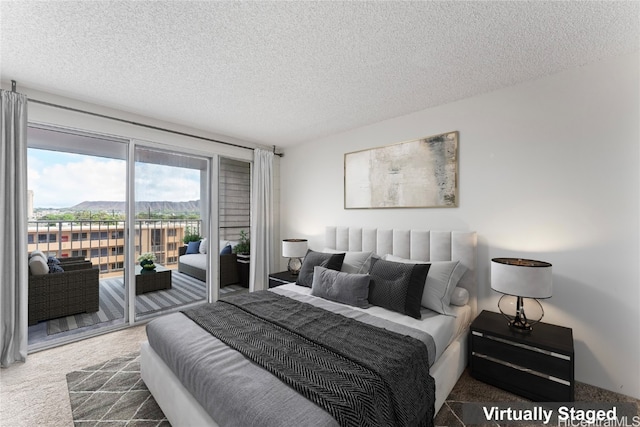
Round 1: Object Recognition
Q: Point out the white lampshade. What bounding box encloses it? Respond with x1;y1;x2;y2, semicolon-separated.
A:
282;239;308;258
491;258;552;299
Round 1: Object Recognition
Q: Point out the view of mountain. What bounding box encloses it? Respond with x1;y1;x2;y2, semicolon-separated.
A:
68;200;200;213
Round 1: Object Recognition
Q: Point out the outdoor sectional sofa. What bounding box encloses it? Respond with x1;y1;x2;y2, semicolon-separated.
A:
178;240;239;287
28;255;100;325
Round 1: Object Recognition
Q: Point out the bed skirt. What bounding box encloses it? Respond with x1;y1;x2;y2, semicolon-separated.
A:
140;326;468;427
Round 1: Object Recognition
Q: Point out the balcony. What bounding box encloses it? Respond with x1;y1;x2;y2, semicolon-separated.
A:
27;219;203;273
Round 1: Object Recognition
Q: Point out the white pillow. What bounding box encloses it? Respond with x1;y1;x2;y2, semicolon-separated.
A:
29;250;46;262
450;287;469;306
382;254;466;315
29;256;49;275
323;249;375;274
199;238;208;254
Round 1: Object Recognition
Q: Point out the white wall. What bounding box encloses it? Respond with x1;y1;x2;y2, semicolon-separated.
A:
279;52;640;398
0;83;261;162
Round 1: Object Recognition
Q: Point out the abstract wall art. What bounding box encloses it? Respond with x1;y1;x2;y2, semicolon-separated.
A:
344;131;458;209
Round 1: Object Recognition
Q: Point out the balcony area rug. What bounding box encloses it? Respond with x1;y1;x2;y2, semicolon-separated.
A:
47;272;246;335
66;352;170;427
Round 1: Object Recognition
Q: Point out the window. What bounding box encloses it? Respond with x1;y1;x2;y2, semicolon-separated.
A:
37;233;57;243
167;229;177;237
90;231;108;240
90;249;99;258
111;230;124;239
100;248;108;257
168;242;176;251
72;232;87;241
111;246;124;255
109;262;124;270
151;229;163;246
72;250;87;257
28;234;34;244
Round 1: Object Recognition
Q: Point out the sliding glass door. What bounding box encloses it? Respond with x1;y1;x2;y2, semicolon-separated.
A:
133;146;210;321
26;125;247;349
27;125;128;348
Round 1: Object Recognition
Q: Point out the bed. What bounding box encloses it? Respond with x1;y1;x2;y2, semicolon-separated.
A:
141;227;477;426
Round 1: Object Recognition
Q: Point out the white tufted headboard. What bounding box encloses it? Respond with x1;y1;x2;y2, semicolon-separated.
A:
325;226;478;316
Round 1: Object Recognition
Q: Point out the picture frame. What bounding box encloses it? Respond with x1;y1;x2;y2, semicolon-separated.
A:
344;131;458;209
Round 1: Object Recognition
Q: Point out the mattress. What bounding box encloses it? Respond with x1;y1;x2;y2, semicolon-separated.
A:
146;284;471;426
273;283;471;362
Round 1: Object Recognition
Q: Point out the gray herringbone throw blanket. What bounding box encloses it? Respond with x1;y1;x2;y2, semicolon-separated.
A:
183;291;435;427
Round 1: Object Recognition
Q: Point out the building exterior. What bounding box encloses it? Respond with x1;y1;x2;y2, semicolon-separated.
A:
27;220;197;277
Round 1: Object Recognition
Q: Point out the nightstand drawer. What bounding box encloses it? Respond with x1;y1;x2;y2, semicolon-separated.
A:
472;355;573;401
268;271;298;288
469;311;575;402
269;277;289;288
472;333;572;381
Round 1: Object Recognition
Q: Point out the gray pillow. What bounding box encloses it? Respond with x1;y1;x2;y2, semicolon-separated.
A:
368;258;429;319
311;266;371;308
296;249;345;288
383;254;467;315
323;249;375;274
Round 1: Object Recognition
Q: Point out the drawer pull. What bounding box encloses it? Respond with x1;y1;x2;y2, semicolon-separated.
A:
477;334;571;360
473;352;571;386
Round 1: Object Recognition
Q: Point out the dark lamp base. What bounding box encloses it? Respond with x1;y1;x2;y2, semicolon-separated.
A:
508;317;532;331
498;295;544;332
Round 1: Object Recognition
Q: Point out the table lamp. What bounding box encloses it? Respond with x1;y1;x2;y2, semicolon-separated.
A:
491;257;552;331
282;239;308;275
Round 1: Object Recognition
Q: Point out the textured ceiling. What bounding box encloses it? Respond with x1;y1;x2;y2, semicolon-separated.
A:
1;1;638;148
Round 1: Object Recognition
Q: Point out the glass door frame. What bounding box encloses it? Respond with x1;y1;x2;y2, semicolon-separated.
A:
26;122;133;351
25;118;250;351
127;140;220;323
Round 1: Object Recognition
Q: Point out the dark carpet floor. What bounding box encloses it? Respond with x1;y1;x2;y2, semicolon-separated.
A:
67;353;639;427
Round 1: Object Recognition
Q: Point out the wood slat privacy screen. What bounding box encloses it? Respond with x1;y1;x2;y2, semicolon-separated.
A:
219;158;251;241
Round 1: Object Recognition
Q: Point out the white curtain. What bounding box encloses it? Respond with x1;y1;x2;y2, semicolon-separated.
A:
0;90;28;367
249;149;275;291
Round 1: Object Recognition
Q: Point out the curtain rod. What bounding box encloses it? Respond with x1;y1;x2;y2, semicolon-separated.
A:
13;80;283;157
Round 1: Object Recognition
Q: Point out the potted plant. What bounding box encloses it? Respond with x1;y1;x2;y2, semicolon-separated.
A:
138;252;156;271
233;230;250;255
183;226;202;244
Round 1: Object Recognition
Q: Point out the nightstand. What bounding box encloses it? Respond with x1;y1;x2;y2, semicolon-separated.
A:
470;310;574;402
268;271;298;288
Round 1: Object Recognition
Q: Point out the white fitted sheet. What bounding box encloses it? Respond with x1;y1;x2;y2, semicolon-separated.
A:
272;282;471;362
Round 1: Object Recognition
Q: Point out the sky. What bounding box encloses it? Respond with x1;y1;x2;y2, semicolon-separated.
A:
28;149;201;209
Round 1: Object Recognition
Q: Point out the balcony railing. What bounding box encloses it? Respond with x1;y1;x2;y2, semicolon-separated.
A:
27;219;203;275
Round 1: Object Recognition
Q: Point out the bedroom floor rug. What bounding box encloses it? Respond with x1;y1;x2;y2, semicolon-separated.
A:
67;353;638;427
47;272;245;335
66;352;169;427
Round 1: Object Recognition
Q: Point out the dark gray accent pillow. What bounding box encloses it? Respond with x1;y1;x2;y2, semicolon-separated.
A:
368;258;430;319
311;266;371;308
296;249;346;288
